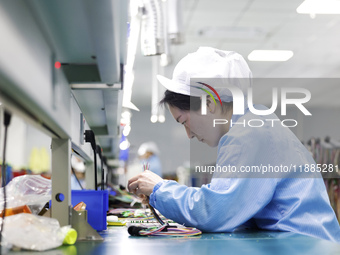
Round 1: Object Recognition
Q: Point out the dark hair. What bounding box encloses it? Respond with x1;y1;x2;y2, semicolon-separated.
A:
159;90;201;111
159;90;233;113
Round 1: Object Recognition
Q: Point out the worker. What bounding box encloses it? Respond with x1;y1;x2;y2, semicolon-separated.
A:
128;47;340;242
138;142;162;177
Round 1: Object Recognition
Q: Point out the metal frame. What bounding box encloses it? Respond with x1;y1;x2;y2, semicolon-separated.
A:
51;138;71;226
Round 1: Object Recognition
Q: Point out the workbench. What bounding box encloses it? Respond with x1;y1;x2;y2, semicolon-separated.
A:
15;226;339;255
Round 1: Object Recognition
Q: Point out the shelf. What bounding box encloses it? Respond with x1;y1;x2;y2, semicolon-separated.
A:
0;0;128;226
28;0;128;160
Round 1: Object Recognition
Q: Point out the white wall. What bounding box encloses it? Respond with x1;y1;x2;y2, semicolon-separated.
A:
128;105;190;176
284;106;340;142
0;110;51;171
0;114;27;169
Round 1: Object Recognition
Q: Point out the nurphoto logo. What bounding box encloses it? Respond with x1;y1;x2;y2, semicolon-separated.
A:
193;82;312;128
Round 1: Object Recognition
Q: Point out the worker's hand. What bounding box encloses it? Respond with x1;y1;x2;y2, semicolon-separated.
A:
138;194;149;205
128;170;163;197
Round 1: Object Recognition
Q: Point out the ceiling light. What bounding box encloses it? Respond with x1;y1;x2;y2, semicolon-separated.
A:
150;115;158;123
122;1;142;112
121;110;132;120
297;0;340;14
123;125;131;136
158;115;165;123
120;118;130;126
248;50;293;62
160;53;171;67
119;140;130;150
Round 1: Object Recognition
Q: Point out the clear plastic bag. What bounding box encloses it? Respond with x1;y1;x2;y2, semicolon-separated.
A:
0;175;51;214
1;214;71;251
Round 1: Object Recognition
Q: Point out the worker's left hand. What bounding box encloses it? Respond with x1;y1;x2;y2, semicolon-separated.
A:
128;170;163;197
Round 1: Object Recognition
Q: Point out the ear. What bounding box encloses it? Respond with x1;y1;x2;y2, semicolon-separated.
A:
206;96;217;113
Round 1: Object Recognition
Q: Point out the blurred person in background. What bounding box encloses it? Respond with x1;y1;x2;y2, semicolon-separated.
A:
138;142;162;177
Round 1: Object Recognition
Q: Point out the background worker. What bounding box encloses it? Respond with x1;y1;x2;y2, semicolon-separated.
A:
138;142;163;177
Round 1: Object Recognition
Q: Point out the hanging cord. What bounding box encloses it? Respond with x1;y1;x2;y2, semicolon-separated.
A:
84;130;97;190
96;145;104;190
0;111;12;254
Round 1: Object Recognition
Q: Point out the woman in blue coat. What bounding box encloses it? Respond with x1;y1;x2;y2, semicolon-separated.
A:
128;47;340;242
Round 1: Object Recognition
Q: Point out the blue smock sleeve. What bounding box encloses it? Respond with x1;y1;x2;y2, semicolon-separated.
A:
149;122;281;232
149;177;277;232
149;108;340;241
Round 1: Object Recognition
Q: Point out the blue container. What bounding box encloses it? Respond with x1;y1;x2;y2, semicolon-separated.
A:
72;190;109;231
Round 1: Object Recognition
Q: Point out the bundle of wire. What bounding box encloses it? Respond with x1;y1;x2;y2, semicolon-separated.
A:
128;163;202;237
139;225;202;236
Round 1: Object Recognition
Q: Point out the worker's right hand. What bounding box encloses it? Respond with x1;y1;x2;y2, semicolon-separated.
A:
128;170;163;197
138;194;149;205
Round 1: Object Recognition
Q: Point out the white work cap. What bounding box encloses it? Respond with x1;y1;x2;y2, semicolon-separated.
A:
138;142;160;156
71;155;85;173
157;47;252;102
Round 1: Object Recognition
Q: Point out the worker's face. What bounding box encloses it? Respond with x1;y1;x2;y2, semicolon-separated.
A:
139;151;153;160
169;103;230;147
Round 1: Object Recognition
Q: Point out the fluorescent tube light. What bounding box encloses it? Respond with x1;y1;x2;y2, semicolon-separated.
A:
248;50;294;62
297;0;340;14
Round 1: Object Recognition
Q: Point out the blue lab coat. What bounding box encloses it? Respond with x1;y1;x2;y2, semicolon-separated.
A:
149;105;340;242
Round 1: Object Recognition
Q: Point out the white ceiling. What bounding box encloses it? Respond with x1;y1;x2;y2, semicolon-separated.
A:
131;0;340;108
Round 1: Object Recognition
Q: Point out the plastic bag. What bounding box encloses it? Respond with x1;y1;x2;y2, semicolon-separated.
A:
0;175;51;214
1;214;71;251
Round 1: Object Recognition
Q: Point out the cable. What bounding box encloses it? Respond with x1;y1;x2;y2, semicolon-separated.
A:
148;203;165;225
103;157;109;188
140;227;202;236
84;130;97;190
127;163;202;237
101;156;104;191
0;111;12;254
96;145;104;191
